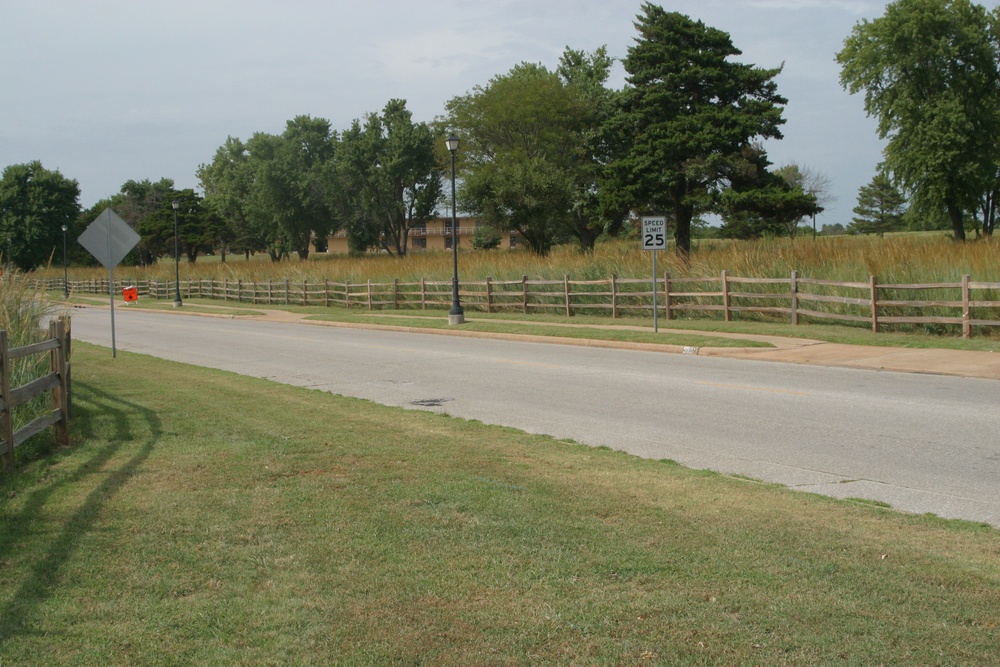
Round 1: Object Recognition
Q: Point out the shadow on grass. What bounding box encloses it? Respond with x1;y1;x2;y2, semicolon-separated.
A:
0;379;162;645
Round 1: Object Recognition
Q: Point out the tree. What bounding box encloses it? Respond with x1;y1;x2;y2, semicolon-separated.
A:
335;99;443;257
773;164;825;238
613;3;787;258
719;178;821;240
557;46;630;250
716;147;821;239
0;161;80;272
137;189;227;263
776;164;834;238
198;136;271;260
112;178;175;265
248;116;339;260
848;172;908;237
838;0;1000;241
445;62;588;255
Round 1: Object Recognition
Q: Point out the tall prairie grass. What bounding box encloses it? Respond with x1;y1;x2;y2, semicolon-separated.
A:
0;272;59;355
43;233;1000;285
0;273;64;463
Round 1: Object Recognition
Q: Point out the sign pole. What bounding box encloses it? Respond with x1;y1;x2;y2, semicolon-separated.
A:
77;207;141;358
641;216;668;334
106;209;117;358
652;247;658;333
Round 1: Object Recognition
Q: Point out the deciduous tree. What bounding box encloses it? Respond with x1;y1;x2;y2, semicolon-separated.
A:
445;62;587;255
336;99;443;257
838;0;1000;241
198;137;271;260
0;161;80;272
247;116;339;260
557;46;629;251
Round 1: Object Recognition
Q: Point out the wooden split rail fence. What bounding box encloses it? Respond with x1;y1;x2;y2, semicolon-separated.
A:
0;317;71;471
30;271;1000;338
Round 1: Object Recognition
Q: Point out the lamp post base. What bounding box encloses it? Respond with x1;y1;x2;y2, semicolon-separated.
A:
173;299;183;308
448;313;465;325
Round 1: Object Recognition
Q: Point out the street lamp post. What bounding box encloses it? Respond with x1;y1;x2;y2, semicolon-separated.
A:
61;224;69;298
171;200;183;307
446;134;464;325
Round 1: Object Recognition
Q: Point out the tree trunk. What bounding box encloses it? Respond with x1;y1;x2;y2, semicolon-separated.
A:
673;201;693;262
947;202;966;242
575;224;599;252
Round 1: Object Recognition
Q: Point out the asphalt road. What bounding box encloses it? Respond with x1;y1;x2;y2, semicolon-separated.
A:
70;307;1000;527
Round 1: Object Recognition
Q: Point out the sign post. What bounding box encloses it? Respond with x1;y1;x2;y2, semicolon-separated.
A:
78;208;140;357
641;216;667;333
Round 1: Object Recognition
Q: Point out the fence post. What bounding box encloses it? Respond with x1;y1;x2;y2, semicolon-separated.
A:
62;315;72;420
962;274;972;339
367;280;373;311
522;275;529;314
722;270;731;322
870;276;879;333
345;280;351;309
393;278;399;310
49;319;69;448
0;330;12;471
485;276;494;314
303;279;308;306
237;279;242;303
611;273;619;319
284;279;290;306
791;270;799;326
564;274;571;317
325;279;330;308
664;272;672;321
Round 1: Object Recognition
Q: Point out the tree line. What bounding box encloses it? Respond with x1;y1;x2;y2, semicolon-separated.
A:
2;1;996;273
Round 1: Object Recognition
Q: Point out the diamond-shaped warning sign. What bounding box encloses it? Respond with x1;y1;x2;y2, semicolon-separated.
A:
78;208;140;268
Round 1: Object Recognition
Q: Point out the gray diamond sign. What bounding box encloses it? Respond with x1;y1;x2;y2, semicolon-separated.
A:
78;208;141;358
79;208;140;268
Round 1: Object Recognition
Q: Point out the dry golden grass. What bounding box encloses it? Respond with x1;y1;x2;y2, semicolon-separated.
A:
43;232;1000;285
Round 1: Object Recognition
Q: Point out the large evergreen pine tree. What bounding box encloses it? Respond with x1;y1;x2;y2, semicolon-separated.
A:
613;3;787;257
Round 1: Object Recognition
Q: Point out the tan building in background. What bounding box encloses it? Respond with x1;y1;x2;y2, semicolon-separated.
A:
323;217;523;254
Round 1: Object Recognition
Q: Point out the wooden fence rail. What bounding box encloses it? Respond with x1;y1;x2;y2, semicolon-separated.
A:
29;272;1000;338
0;317;71;471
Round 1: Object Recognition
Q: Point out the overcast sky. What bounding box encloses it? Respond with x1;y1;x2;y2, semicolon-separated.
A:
5;0;999;225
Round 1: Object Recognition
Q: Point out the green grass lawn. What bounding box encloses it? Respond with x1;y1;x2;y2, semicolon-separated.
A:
1;344;997;665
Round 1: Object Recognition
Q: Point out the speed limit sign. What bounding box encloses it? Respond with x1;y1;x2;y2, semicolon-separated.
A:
641;216;667;250
640;216;667;333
